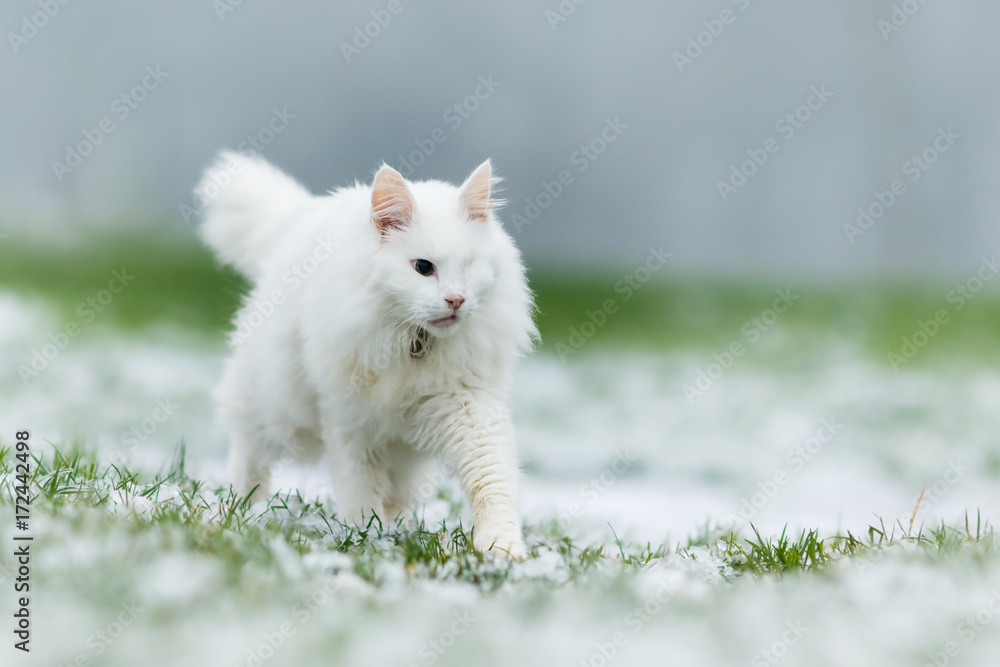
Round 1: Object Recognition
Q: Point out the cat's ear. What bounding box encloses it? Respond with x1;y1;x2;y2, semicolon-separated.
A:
371;165;414;234
459;159;503;222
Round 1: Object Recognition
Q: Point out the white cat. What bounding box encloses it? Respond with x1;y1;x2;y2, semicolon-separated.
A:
197;152;537;558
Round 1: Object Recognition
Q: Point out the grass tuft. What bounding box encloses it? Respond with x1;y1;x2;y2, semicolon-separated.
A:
2;445;996;593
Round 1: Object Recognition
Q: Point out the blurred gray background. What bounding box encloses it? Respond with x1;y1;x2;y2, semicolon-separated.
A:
1;0;996;278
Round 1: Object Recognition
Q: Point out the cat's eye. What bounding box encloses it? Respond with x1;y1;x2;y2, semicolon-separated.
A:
413;259;435;276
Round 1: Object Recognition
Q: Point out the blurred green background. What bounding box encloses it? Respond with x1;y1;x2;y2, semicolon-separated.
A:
3;234;1000;367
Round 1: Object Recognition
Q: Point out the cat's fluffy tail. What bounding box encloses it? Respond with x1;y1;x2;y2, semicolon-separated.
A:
197;151;313;280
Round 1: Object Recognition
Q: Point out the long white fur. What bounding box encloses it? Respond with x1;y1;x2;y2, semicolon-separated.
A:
197;152;537;558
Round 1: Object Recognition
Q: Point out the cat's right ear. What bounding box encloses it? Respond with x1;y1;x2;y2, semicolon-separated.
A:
371;165;414;235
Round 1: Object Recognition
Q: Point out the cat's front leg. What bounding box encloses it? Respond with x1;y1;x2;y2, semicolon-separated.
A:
412;394;526;559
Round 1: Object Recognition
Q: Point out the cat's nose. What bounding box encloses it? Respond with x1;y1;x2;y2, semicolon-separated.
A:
444;294;465;311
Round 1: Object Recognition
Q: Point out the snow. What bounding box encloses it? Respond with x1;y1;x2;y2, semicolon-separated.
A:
2;291;1000;666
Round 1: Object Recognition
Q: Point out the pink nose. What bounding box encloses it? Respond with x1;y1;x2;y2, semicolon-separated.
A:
444;295;465;311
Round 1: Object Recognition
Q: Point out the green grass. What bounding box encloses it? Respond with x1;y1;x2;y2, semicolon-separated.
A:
532;273;1000;362
3;233;1000;365
0;233;248;333
717;517;996;576
2;445;994;588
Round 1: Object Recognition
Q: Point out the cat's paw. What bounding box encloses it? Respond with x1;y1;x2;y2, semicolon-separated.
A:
474;530;527;560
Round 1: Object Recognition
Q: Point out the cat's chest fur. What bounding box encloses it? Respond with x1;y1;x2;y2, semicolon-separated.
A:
343;334;484;411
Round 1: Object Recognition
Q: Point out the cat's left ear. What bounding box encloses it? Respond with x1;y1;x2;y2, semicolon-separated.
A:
459;159;503;222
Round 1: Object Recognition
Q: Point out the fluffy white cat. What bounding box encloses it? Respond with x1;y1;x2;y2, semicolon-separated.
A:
197;152;537;558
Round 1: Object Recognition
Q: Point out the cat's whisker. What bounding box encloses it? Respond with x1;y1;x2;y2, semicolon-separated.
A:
375;304;409;330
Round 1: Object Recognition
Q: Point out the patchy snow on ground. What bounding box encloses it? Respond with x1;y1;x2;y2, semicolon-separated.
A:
2;290;999;667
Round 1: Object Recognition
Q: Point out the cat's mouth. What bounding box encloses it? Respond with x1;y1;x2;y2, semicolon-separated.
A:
429;315;459;329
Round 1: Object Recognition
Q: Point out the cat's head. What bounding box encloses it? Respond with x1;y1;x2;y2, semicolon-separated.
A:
368;160;514;339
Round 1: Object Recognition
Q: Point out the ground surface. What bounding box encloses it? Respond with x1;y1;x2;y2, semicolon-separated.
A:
1;238;999;666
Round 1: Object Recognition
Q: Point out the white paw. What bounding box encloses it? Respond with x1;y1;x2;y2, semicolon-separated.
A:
474;529;527;560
